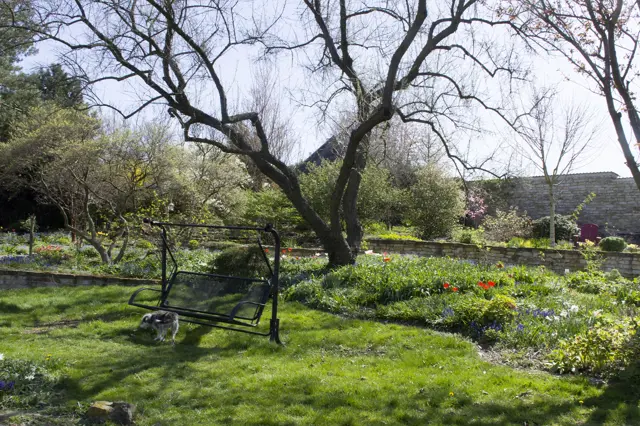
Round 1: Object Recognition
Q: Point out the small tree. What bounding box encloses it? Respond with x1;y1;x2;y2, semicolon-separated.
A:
507;0;640;191
515;88;597;246
408;166;465;240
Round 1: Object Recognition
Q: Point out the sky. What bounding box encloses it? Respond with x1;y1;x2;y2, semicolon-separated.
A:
17;2;637;179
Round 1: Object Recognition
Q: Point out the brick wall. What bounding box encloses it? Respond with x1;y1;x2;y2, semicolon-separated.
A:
488;172;640;234
368;239;640;277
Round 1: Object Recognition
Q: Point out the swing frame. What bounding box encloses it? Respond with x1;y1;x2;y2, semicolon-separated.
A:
128;218;282;344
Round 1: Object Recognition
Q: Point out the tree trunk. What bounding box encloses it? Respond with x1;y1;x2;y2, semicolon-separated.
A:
549;185;556;247
604;85;640;191
343;149;367;256
28;215;35;256
251;156;355;267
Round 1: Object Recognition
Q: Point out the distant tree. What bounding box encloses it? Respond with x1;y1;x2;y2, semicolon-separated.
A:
30;63;83;107
507;0;640;191
514;88;597;245
299;161;407;228
408;166;465;240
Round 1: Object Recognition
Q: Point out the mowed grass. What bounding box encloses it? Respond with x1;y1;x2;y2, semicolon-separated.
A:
0;286;638;425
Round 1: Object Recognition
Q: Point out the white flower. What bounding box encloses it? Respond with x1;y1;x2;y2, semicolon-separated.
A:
569;305;579;313
365;250;374;255
560;310;568;318
25;373;35;380
0;353;4;361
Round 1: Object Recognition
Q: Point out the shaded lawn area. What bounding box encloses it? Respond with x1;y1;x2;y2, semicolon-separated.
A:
0;286;638;425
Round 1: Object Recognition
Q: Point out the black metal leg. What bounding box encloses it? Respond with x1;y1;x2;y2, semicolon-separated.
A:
270;318;282;345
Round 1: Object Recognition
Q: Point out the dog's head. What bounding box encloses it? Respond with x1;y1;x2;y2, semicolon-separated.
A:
139;313;154;329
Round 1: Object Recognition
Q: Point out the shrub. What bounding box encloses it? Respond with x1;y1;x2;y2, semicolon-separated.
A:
242;187;305;233
532;215;579;241
483;295;517;323
188;239;200;250
299;161;408;227
626;244;640;253
452;226;485;245
34;245;70;264
376;233;422;242
483;208;532;242
135;239;155;250
600;236;627;252
209;245;270;278
548;316;640;376
408;166;465;240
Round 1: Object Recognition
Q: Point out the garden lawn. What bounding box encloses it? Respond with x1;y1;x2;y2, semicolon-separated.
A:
1;286;638;425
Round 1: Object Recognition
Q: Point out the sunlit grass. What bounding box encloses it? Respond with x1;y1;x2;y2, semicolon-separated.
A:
0;286;637;425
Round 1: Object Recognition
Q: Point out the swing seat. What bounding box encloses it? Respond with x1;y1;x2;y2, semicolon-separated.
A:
128;219;282;343
129;271;273;327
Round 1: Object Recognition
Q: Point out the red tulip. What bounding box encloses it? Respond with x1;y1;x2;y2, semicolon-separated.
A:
443;283;450;289
488;281;496;287
452;287;459;292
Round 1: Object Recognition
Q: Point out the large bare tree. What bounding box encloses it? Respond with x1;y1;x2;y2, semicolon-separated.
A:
22;0;524;266
506;0;640;190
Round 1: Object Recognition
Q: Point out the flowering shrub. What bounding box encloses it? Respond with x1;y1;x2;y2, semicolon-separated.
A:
34;245;69;264
483;208;532;242
465;189;487;222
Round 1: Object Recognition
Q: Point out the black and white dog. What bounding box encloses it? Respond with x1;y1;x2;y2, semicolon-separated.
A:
139;311;179;345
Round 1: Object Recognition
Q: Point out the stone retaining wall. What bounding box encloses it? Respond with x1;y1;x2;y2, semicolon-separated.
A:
0;269;158;290
367;239;640;277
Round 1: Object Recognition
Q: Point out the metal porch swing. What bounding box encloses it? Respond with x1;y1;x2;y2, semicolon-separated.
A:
128;218;282;344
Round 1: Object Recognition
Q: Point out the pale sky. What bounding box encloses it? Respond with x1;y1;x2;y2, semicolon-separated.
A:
18;7;637;179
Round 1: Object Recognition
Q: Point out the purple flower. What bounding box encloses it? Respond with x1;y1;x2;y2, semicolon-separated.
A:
517;323;525;332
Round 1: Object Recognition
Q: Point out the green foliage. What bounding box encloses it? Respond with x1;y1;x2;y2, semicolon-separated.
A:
209;245;270;278
483;295;517;323
506;237;561;249
626;244;640;253
135;239;155;250
0;355;62;411
549;316;640;376
452;226;485;244
375;233;422;242
408;166;465;240
571;192;596;223
483;208;532;242
187;239;200;250
600;236;627;252
532;215;579;241
299;160;408;226
242;187;304;233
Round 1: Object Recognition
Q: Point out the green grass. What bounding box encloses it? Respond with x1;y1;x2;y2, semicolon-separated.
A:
1;286;639;425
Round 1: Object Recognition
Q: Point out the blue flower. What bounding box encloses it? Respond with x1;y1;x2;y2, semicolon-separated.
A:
441;307;454;318
517;323;525;332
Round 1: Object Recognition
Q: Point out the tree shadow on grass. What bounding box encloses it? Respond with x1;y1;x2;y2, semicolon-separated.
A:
0;301;23;313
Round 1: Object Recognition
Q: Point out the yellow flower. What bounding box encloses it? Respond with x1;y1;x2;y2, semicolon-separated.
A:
579;400;584;405
449;391;454;397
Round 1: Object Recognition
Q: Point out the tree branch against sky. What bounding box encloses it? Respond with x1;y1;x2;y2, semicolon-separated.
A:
514;87;598;245
504;0;640;190
22;0;526;266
